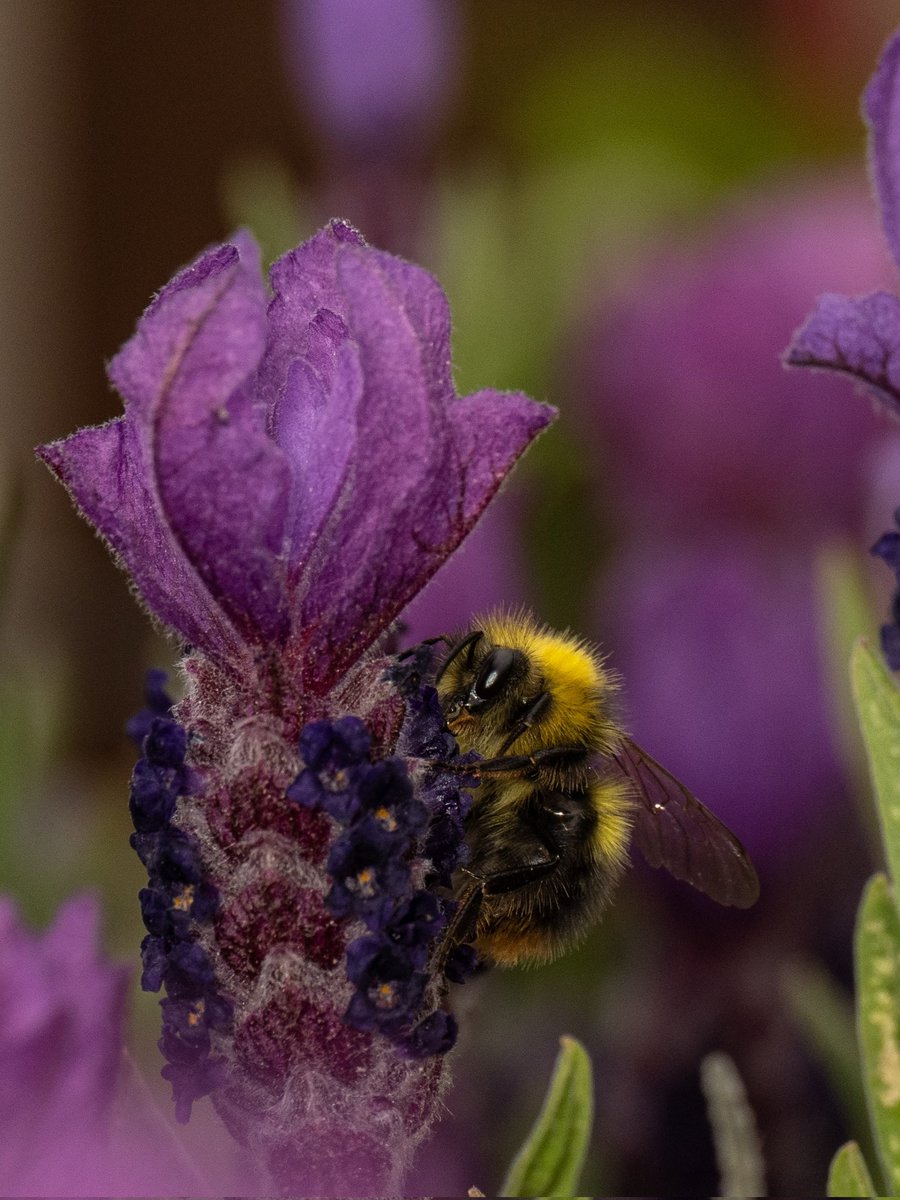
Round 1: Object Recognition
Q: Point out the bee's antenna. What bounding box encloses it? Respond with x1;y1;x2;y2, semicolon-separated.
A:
435;629;483;684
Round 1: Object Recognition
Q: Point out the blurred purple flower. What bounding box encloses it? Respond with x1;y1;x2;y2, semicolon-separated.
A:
579;180;897;870
282;0;459;156
787;32;900;419
0;894;125;1195
603;538;845;868
37;220;551;1192
587;181;895;543
2;893;246;1195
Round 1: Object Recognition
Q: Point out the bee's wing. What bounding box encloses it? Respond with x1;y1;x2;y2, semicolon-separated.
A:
611;738;760;908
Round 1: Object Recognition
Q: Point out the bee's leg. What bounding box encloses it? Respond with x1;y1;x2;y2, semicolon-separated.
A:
496;692;552;756
481;855;560;894
434;877;484;976
435;745;586;779
473;745;587;780
435;844;561;977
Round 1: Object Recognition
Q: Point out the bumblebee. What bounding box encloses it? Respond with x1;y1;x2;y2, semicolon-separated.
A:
430;610;759;968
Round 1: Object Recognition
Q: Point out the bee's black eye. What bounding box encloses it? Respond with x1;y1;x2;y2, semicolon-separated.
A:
472;646;517;702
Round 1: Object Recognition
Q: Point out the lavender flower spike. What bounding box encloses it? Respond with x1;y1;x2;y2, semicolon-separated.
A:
786;31;900;418
37;221;552;1193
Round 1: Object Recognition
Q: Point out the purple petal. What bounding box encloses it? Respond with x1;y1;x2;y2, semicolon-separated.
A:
39;417;247;662
865;31;900;268
785;290;900;420
278;243;553;691
39;234;290;661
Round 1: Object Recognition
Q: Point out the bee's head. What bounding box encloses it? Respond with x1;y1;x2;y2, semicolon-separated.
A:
436;631;538;753
432;609;620;759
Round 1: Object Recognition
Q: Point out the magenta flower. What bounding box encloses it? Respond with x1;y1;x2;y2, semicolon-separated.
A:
0;894;126;1195
37;220;551;1193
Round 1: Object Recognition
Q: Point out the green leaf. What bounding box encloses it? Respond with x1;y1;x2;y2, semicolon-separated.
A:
850;639;900;894
827;1140;877;1198
817;547;878;816
855;873;900;1193
500;1035;593;1198
699;1051;765;1197
782;960;870;1161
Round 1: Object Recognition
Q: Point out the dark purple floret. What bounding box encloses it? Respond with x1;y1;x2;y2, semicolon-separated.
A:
401;1009;459;1059
161;1056;230;1126
128;688;233;1123
872;521;900;571
288;716;374;820
130;827;204;883
356;757;429;834
381;891;447;951
402;686;459;762
128;712;190;831
300;715;372;770
883;622;900;670
872;509;900;669
140;934;168;992
129;759;181;832
384;641;439;698
442;940;479;985
164;940;217;997
126;668;175;747
344;937;428;1036
144;717;189;768
286;641;478;1060
160;997;213;1058
326;821;412;920
139;883;193;939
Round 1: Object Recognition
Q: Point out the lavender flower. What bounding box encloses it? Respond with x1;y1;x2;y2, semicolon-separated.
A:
787;31;900;669
37;220;551;1193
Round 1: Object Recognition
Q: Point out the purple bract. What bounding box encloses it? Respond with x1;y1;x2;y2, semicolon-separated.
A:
39;221;548;699
37;220;551;1193
786;32;900;416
